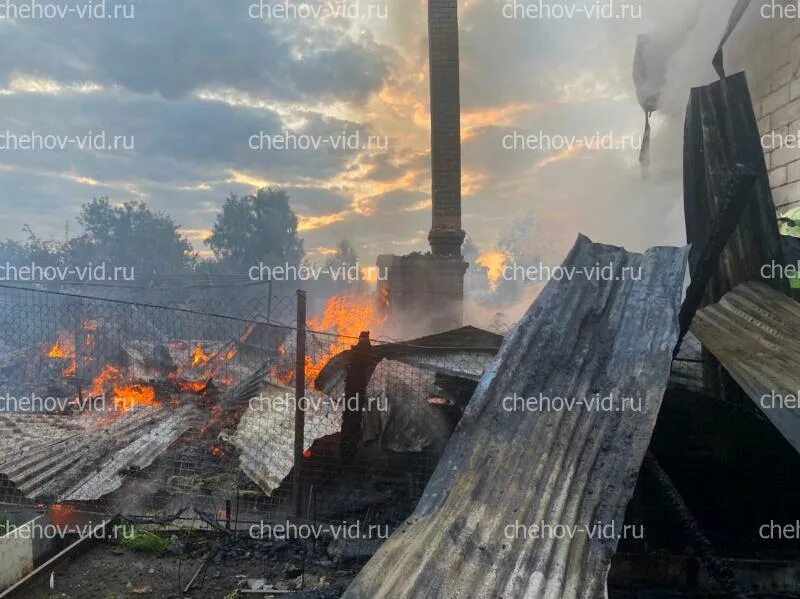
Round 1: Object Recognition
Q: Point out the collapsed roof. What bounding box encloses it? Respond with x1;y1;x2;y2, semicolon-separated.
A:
343;234;688;598
0;405;200;502
692;281;800;454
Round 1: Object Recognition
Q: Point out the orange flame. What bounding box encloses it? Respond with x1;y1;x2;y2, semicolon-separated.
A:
175;378;207;393
50;503;76;527
62;362;77;377
112;383;159;413
191;345;210;367
46;332;75;359
477;250;512;290
89;365;125;397
271;294;386;385
379;285;389;308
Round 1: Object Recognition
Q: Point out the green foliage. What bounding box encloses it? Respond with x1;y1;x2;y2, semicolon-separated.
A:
205;188;304;271
0;225;64;269
67;198;195;275
116;529;169;554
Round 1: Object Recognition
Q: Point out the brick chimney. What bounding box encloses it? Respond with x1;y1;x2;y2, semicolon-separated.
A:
427;0;466;257
375;0;468;335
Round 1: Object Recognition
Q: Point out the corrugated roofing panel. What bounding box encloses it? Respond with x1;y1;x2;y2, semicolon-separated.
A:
344;235;688;599
691;280;800;453
0;405;200;502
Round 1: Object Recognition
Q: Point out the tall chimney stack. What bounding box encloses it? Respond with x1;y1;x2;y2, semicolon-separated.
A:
427;0;466;256
375;0;468;335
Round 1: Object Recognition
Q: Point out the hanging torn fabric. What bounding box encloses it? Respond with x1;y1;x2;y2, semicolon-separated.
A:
633;34;668;171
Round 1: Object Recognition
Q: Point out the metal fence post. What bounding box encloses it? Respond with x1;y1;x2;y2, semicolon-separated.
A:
293;289;307;516
342;331;372;464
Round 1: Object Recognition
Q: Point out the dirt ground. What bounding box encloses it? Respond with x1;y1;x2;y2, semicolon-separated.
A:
23;532;360;599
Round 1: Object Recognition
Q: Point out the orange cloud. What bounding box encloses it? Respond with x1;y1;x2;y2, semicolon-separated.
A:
535;144;587;169
298;212;349;232
462;103;536;140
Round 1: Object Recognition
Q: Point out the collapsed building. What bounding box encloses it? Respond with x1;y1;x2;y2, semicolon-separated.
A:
1;2;800;598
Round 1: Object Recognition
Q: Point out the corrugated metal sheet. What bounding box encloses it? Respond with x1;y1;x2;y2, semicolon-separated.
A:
691;281;800;453
230;380;342;495
362;359;453;453
0;405;200;501
343;235;688;599
683;72;784;308
314;325;503;392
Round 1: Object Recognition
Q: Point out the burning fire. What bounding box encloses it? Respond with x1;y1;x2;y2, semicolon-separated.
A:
89;365;125;397
49;503;77;527
112;383;159;413
477;250;512;290
46;332;75;359
173;378;208;393
272;294;387;386
191;344;210;368
62;362;77;377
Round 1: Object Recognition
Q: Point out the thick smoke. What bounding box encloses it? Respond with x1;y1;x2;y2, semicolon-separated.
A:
463;0;747;330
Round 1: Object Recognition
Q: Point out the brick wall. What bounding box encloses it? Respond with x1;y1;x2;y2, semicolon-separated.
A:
732;3;800;214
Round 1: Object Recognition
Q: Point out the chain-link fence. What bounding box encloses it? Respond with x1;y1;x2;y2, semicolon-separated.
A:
0;284;501;539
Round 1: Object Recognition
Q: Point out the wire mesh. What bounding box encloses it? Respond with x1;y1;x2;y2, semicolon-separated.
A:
0;284;498;539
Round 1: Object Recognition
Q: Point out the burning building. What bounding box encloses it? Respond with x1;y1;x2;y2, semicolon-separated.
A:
377;0;468;336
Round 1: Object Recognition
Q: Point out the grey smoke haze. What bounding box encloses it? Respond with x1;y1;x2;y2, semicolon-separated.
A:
0;0;748;303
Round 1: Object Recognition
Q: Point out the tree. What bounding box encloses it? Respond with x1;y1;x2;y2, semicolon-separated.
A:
324;239;361;294
67;198;195;276
205;188;304;271
0;225;64;273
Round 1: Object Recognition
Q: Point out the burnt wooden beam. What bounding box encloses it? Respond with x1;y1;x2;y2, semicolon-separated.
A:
341;331;375;464
643;453;746;598
679;72;787;370
683;72;785;306
675;164;757;355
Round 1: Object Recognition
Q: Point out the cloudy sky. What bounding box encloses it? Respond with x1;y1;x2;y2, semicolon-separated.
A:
0;0;741;269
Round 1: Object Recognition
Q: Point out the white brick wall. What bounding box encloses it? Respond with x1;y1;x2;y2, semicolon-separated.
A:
736;6;800;213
